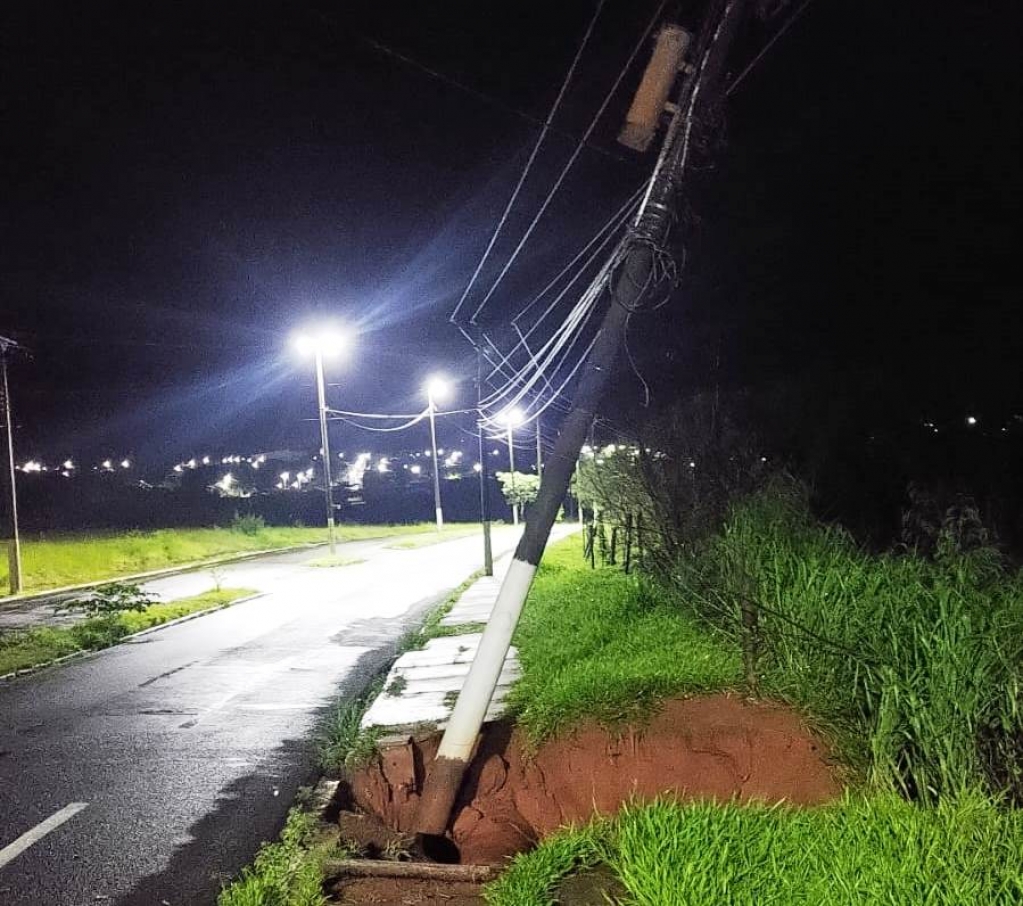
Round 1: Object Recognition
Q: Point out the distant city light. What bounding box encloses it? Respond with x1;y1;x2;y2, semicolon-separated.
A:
377;457;390;473
21;460;42;473
63;459;74;470
215;473;234;491
280;471;291;483
966;416;978;426
186;458;197;469
173;464;183;473
101;459;113;470
473;462;482;473
202;455;211;465
410;464;422;475
120;459;131;469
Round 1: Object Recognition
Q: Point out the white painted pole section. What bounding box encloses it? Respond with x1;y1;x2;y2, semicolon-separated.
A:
434;557;537;762
0;802;89;870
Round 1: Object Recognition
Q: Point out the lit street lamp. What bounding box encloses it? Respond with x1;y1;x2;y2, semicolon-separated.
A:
425;377;450;531
294;327;348;554
498;406;525;526
1;336;23;594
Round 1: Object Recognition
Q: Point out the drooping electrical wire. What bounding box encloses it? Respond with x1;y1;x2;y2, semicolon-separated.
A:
449;0;607;325
467;0;667;326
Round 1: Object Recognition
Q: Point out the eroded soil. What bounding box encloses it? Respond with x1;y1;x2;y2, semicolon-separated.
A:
344;694;842;865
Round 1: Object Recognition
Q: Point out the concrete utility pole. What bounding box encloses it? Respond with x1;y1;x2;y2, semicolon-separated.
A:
0;336;23;595
535;418;543;475
415;0;748;840
506;423;518;526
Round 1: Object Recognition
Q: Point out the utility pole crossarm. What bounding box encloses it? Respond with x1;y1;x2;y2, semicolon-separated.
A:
415;0;750;838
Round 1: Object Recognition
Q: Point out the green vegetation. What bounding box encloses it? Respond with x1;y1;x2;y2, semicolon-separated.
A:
0;522;464;595
0;587;254;675
508;535;741;746
217;808;329;906
385;524;478;549
304;555;366;568
318;677;384;772
486;795;1023;906
672;483;1023;802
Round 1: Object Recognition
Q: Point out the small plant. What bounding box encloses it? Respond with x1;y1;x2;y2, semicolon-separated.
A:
443;690;459;709
319;682;384;771
209;566;227;592
385;674;408;696
61;581;156;617
230;512;266;536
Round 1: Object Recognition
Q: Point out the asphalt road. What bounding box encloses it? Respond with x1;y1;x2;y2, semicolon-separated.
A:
0;526;524;906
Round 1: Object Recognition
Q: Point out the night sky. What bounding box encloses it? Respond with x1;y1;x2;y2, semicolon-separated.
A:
2;1;1018;470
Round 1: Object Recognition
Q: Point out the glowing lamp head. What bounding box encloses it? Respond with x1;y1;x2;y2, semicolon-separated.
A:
497;407;525;428
425;376;450;403
293;326;349;358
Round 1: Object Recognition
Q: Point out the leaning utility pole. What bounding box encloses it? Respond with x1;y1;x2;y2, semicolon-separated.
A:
415;0;748;838
1;336;23;595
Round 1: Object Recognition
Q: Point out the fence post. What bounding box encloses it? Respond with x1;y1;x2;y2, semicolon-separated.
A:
623;514;633;574
741;597;760;696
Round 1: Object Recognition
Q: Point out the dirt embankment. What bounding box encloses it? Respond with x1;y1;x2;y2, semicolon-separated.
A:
345;694;842;864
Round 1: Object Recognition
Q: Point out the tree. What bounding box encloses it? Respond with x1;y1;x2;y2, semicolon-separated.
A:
495;471;540;511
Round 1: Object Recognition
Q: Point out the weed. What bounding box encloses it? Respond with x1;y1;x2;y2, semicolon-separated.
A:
385;674;408;696
217;808;327;906
231;513;266;536
318;680;384;772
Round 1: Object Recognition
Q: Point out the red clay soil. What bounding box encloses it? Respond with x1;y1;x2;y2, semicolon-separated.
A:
346;694;842;864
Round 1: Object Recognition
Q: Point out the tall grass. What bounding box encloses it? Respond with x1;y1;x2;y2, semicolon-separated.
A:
672;482;1023;803
486;794;1023;906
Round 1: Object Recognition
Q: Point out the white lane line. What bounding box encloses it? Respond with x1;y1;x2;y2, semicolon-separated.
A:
0;802;89;871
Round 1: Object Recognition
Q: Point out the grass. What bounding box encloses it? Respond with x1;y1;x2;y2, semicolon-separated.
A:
318;677;385;772
0;587;254;675
506;535;741;746
671;483;1023;802
217;807;330;906
385;525;480;549
485;794;1023;906
0;522;472;596
304;555;366;568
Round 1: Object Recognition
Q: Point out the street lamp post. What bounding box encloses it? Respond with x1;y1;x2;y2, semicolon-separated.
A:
295;328;347;556
498;407;524;527
425;377;448;532
0;337;22;594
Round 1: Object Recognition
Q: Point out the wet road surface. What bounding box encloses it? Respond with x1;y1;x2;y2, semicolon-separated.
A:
0;527;524;906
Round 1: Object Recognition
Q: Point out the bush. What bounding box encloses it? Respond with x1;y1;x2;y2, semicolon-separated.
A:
231;513;266;536
62;581;156;616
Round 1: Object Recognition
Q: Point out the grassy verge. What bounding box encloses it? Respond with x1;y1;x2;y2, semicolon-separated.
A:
507;535;741;746
385;525;480;549
217;806;349;906
304;555;366;568
0;522;474;596
486;794;1023;906
671;483;1023;802
0;587;255;674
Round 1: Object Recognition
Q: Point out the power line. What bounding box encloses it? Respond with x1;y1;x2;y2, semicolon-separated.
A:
725;0;819;96
468;0;667;326
449;0;607;325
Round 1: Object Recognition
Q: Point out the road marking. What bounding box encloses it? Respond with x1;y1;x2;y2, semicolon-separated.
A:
0;802;89;871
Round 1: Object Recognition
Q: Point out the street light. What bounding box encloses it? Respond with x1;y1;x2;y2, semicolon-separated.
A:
1;336;23;594
497;406;525;526
425;376;450;531
293;327;349;554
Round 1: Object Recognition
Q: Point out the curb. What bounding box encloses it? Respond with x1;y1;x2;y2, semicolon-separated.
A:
0;591;265;683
